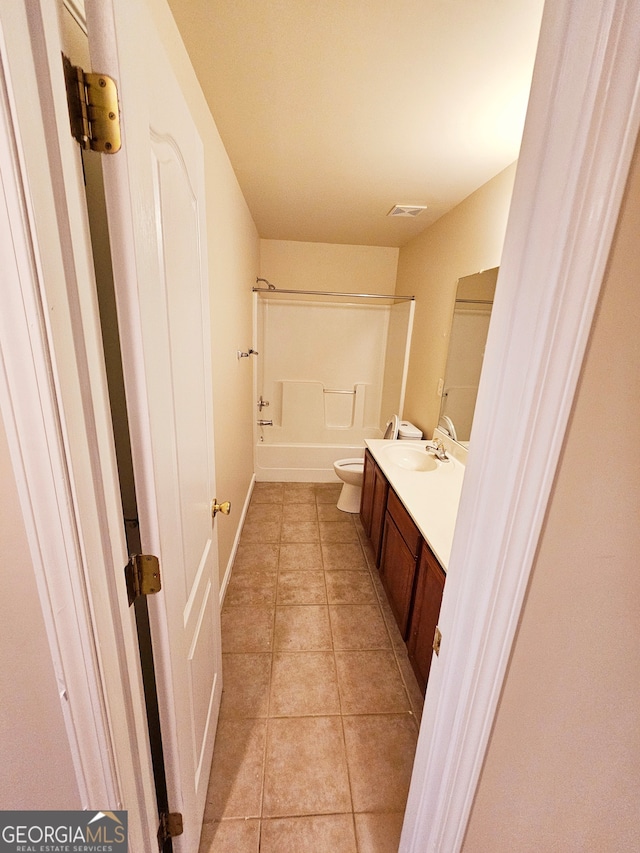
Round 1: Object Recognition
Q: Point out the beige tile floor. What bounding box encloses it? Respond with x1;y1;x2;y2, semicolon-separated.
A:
199;482;424;853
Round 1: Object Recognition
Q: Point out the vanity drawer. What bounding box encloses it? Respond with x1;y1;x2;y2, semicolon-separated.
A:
386;489;421;558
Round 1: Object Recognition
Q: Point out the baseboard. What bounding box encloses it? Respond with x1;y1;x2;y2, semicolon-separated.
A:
219;474;256;609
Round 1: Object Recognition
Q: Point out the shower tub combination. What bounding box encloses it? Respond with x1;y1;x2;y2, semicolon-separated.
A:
252;285;415;482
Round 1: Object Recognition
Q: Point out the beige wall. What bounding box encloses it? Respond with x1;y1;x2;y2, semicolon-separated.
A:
147;0;260;583
463;142;640;851
260;239;399;294
396;164;516;437
0;417;81;809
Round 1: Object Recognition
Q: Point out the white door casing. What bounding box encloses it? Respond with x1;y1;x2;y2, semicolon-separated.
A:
85;1;222;847
400;1;640;850
0;0;157;848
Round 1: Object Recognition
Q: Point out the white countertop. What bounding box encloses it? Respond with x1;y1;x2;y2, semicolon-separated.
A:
364;439;466;571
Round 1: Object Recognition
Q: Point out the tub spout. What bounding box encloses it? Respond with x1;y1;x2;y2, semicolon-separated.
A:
257;419;273;427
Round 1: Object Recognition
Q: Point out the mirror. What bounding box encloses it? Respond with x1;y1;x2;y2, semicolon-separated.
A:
438;267;498;445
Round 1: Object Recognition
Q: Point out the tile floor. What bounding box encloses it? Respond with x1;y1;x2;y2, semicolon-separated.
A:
199;482;424;853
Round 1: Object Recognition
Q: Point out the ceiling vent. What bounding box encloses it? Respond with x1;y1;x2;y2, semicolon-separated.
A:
387;204;428;218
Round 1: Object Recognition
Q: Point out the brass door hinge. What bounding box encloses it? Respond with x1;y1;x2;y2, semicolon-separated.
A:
125;554;161;606
62;54;121;153
157;812;183;848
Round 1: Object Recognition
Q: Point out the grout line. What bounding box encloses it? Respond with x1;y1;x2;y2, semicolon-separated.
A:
258;487;284;826
211;484;416;851
327;507;363;824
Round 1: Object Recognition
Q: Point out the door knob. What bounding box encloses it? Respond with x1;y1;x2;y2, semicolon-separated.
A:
211;499;231;518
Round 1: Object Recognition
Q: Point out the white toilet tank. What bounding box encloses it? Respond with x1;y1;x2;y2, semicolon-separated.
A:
398;420;422;440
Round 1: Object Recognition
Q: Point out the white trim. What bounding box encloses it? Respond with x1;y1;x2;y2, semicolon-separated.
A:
219;474;256;607
63;0;86;32
0;26;113;806
0;1;157;847
252;291;259;467
400;2;640;851
397;297;415;420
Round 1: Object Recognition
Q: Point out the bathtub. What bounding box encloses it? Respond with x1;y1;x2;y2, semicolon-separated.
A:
254;441;372;482
252;296;412;483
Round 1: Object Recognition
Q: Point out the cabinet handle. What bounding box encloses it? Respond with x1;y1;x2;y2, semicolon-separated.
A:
433;626;442;656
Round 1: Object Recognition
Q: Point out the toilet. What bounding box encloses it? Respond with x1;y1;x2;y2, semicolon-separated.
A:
333;416;423;513
333;458;367;513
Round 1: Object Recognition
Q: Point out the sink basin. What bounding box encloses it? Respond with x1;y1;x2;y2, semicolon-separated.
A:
383;444;438;472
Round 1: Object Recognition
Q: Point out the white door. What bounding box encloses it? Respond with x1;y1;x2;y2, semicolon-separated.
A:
84;2;223;849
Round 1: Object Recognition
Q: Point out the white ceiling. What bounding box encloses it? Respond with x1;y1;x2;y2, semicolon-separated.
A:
166;0;544;247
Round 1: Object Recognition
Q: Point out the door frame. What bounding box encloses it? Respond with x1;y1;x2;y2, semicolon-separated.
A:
3;1;640;852
0;1;156;848
401;1;640;850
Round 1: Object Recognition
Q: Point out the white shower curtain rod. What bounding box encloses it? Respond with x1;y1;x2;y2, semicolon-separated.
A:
253;281;414;301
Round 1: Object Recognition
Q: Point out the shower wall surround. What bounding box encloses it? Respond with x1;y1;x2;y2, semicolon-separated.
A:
254;295;413;481
260;297;387;441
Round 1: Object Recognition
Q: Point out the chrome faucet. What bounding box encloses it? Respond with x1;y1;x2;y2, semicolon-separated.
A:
426;438;449;461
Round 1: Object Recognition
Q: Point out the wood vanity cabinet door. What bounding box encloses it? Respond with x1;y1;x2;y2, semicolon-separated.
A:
360;449;375;536
379;512;417;638
386;489;421;557
370;464;389;567
407;544;446;695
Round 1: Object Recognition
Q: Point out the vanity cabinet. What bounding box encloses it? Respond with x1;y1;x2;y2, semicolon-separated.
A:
362;446;449;696
379;490;421;637
360;449;389;567
407;543;446;694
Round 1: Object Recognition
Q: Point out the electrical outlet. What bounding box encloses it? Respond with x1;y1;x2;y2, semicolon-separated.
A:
437;378;444;396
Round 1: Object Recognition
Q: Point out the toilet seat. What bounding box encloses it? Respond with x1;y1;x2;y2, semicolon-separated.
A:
333;456;365;513
335;458;364;473
333;458;364;486
383;414;399;440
